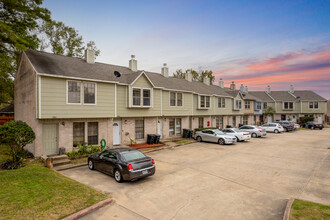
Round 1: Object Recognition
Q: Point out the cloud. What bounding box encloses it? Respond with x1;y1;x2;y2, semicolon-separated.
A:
212;45;330;98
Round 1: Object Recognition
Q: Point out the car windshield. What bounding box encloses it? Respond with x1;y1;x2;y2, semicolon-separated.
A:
120;151;146;162
214;130;225;135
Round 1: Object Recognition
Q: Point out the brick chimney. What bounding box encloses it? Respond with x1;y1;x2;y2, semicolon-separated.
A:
85;43;95;64
230;81;236;90
129;55;137;71
161;63;169;78
218;78;224;88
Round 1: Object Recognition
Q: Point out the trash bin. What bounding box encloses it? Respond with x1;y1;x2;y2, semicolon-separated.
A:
147;134;155;144
187;129;193;138
238;123;243;128
182;129;188;138
226;125;233;128
154;134;160;144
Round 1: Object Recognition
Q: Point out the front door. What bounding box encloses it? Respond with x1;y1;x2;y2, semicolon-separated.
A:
267;116;272;123
113;121;121;145
42;123;58;156
157;119;163;139
292;115;296;122
318;115;322;124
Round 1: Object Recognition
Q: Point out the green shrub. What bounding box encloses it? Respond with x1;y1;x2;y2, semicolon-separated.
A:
299;116;314;124
89;145;101;154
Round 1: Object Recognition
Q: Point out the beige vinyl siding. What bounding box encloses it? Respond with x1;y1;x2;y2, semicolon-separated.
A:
162;91;193;116
193;94;214;116
40;76;115;118
117;85;161;117
214;97;234;115
301;101;327;114
132;74;153;88
275;102;300;114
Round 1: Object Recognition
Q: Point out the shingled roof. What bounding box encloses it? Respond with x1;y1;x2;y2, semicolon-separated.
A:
249;91;275;102
291;91;327;101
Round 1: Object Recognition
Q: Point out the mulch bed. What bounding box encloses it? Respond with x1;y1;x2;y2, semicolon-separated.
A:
129;143;163;149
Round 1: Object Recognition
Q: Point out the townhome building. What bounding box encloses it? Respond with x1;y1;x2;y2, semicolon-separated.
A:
14;48;327;157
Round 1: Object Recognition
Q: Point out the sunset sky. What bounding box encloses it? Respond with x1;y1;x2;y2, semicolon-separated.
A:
43;0;330;98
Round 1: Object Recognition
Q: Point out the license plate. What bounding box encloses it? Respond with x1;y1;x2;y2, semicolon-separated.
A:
142;170;148;175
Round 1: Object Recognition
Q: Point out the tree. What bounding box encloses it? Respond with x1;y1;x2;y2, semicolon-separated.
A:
173;68;214;84
263;106;276;116
0;120;35;164
40;21;100;58
0;0;51;105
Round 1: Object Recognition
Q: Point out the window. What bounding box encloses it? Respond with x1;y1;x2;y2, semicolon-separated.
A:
170;92;182;107
243;116;248;125
177;93;182;106
175;118;181;134
169;119;175;135
135;120;144;139
254;115;257;124
143;89;150;106
199;96;211;108
256;102;262;110
283;102;293;110
133;88;141;106
232;116;236;127
245;101;250;109
263;102;267;109
199;117;204;128
73;122;84;146
84;83;96;104
88;122;98;145
68;81;81;104
216;116;223;129
218;97;225;108
235;100;242;109
309;102;318;109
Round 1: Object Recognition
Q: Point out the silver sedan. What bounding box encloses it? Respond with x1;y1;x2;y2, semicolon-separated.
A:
194;129;237;145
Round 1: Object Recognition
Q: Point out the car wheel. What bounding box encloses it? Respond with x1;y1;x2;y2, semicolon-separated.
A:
196;136;202;142
274;129;279;133
88;159;94;170
235;136;240;142
251;133;257;138
285;128;288;132
114;169;123;183
218;138;225;145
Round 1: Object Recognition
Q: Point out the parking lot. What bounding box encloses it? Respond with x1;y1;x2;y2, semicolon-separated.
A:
62;128;330;220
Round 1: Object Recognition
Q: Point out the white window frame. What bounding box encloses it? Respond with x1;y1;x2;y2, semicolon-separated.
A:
256;102;262;110
218;97;225;108
283;102;294;110
245;101;250;109
308;101;319;109
66;80;97;105
131;87;153;108
198;95;211;109
169;92;183;107
234;99;242;110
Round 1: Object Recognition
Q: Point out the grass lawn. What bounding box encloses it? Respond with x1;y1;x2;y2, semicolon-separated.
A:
290;200;330;220
176;140;194;145
0;145;108;220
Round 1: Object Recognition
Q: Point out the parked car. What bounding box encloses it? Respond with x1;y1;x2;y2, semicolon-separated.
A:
238;125;267;138
293;123;300;130
303;121;324;130
222;128;251;142
260;123;284;133
195;129;237;145
88;147;155;183
276;121;294;132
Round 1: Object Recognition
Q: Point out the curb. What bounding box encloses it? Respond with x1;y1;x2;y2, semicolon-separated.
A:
283;197;295;220
62;198;112;220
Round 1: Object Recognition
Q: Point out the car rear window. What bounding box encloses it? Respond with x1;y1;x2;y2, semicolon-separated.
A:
120;151;146;161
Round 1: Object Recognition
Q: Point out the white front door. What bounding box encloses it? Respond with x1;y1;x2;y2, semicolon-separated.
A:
292;115;296;122
42;123;58;155
318;115;322;124
267;116;272;123
113;121;121;145
157;119;163;139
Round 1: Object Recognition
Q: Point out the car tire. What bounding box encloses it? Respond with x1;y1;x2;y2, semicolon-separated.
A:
88;159;94;170
114;169;123;183
320;128;323;130
274;129;279;133
235;136;240;142
285;128;288;132
251;133;257;138
196;136;202;142
218;138;225;145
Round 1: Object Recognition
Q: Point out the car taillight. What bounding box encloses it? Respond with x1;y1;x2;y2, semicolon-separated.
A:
243;133;249;135
128;163;133;171
278;126;281;128
258;130;262;132
152;159;155;165
315;124;319;126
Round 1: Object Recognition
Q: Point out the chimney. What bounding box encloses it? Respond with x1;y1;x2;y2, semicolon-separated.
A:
185;72;193;82
266;85;271;93
245;86;248;93
129;55;137;71
230;81;236;90
204;77;210;86
218;78;224;88
85;43;95;64
161;63;169;78
289;85;294;93
240;84;245;92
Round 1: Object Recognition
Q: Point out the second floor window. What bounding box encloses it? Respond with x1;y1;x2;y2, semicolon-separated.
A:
235;100;242;109
245;101;250;109
133;88;151;107
218;97;225;108
200;96;210;108
84;83;95;104
143;90;150;106
309;102;318;109
284;102;293;110
68;81;81;104
263;102;267;109
133;89;141;105
170;92;183;106
256;102;262;110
